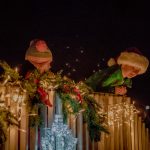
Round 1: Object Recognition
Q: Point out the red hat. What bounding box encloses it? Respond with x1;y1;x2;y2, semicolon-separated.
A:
25;39;53;73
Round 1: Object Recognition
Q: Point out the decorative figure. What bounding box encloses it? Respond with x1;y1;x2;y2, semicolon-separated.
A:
41;94;77;150
25;39;53;74
41;115;77;150
24;39;53;107
85;47;149;95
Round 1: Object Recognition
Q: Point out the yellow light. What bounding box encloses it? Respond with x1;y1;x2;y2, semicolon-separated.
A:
14;67;18;72
106;102;139;126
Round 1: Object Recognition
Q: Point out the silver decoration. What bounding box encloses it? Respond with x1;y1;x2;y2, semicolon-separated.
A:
41;93;77;150
41;114;77;150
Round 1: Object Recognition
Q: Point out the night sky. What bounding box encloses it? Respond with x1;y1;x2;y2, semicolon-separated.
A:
0;1;150;106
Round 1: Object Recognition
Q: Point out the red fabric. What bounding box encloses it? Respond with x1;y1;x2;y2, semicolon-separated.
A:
35;40;48;52
37;87;52;107
25;71;32;79
73;88;82;103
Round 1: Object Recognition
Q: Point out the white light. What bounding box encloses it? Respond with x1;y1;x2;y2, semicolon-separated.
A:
66;46;70;49
80;50;84;53
65;63;69;66
67;72;71;76
72;69;76;72
14;67;18;72
75;58;79;62
146;105;150;110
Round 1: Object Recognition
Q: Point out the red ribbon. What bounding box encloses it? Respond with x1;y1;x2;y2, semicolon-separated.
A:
37;87;52;107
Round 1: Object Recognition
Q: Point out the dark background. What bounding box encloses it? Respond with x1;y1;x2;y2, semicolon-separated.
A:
0;1;150;107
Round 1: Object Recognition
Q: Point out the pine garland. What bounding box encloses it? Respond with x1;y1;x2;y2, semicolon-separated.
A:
0;107;18;144
0;60;109;142
0;60;21;81
58;92;81;123
83;95;109;141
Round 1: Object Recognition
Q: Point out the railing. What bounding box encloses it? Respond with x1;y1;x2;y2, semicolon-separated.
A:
72;93;150;150
0;92;149;150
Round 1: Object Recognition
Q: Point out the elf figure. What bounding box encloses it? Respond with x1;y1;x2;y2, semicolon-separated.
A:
24;39;53;107
25;39;53;74
85;48;149;95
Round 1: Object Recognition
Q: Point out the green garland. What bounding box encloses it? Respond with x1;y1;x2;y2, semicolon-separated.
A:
0;60;109;142
83;95;108;141
60;92;109;141
59;92;81;123
0;107;18;144
0;60;21;81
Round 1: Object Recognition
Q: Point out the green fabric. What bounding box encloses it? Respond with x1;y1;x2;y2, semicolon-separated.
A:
102;69;123;87
25;47;52;58
85;65;132;92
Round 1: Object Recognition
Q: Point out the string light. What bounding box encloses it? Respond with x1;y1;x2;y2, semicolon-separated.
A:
66;46;70;49
28;113;38;116
75;58;79;62
72;68;76;72
80;50;84;53
2;75;10;85
106;102;139;126
65;63;69;66
18;129;27;133
67;72;71;76
97;63;100;67
14;67;19;72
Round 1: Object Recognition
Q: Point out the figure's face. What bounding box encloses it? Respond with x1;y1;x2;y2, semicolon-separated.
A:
30;60;51;74
121;64;140;78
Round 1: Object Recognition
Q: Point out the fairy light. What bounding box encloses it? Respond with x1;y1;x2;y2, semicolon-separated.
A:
28;113;38;116
67;72;71;76
0;101;5;107
65;63;69;66
14;67;18;72
66;46;70;49
18;128;26;133
75;58;79;62
97;63;100;67
106;102;139;126
2;75;10;85
80;50;84;53
72;68;76;72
